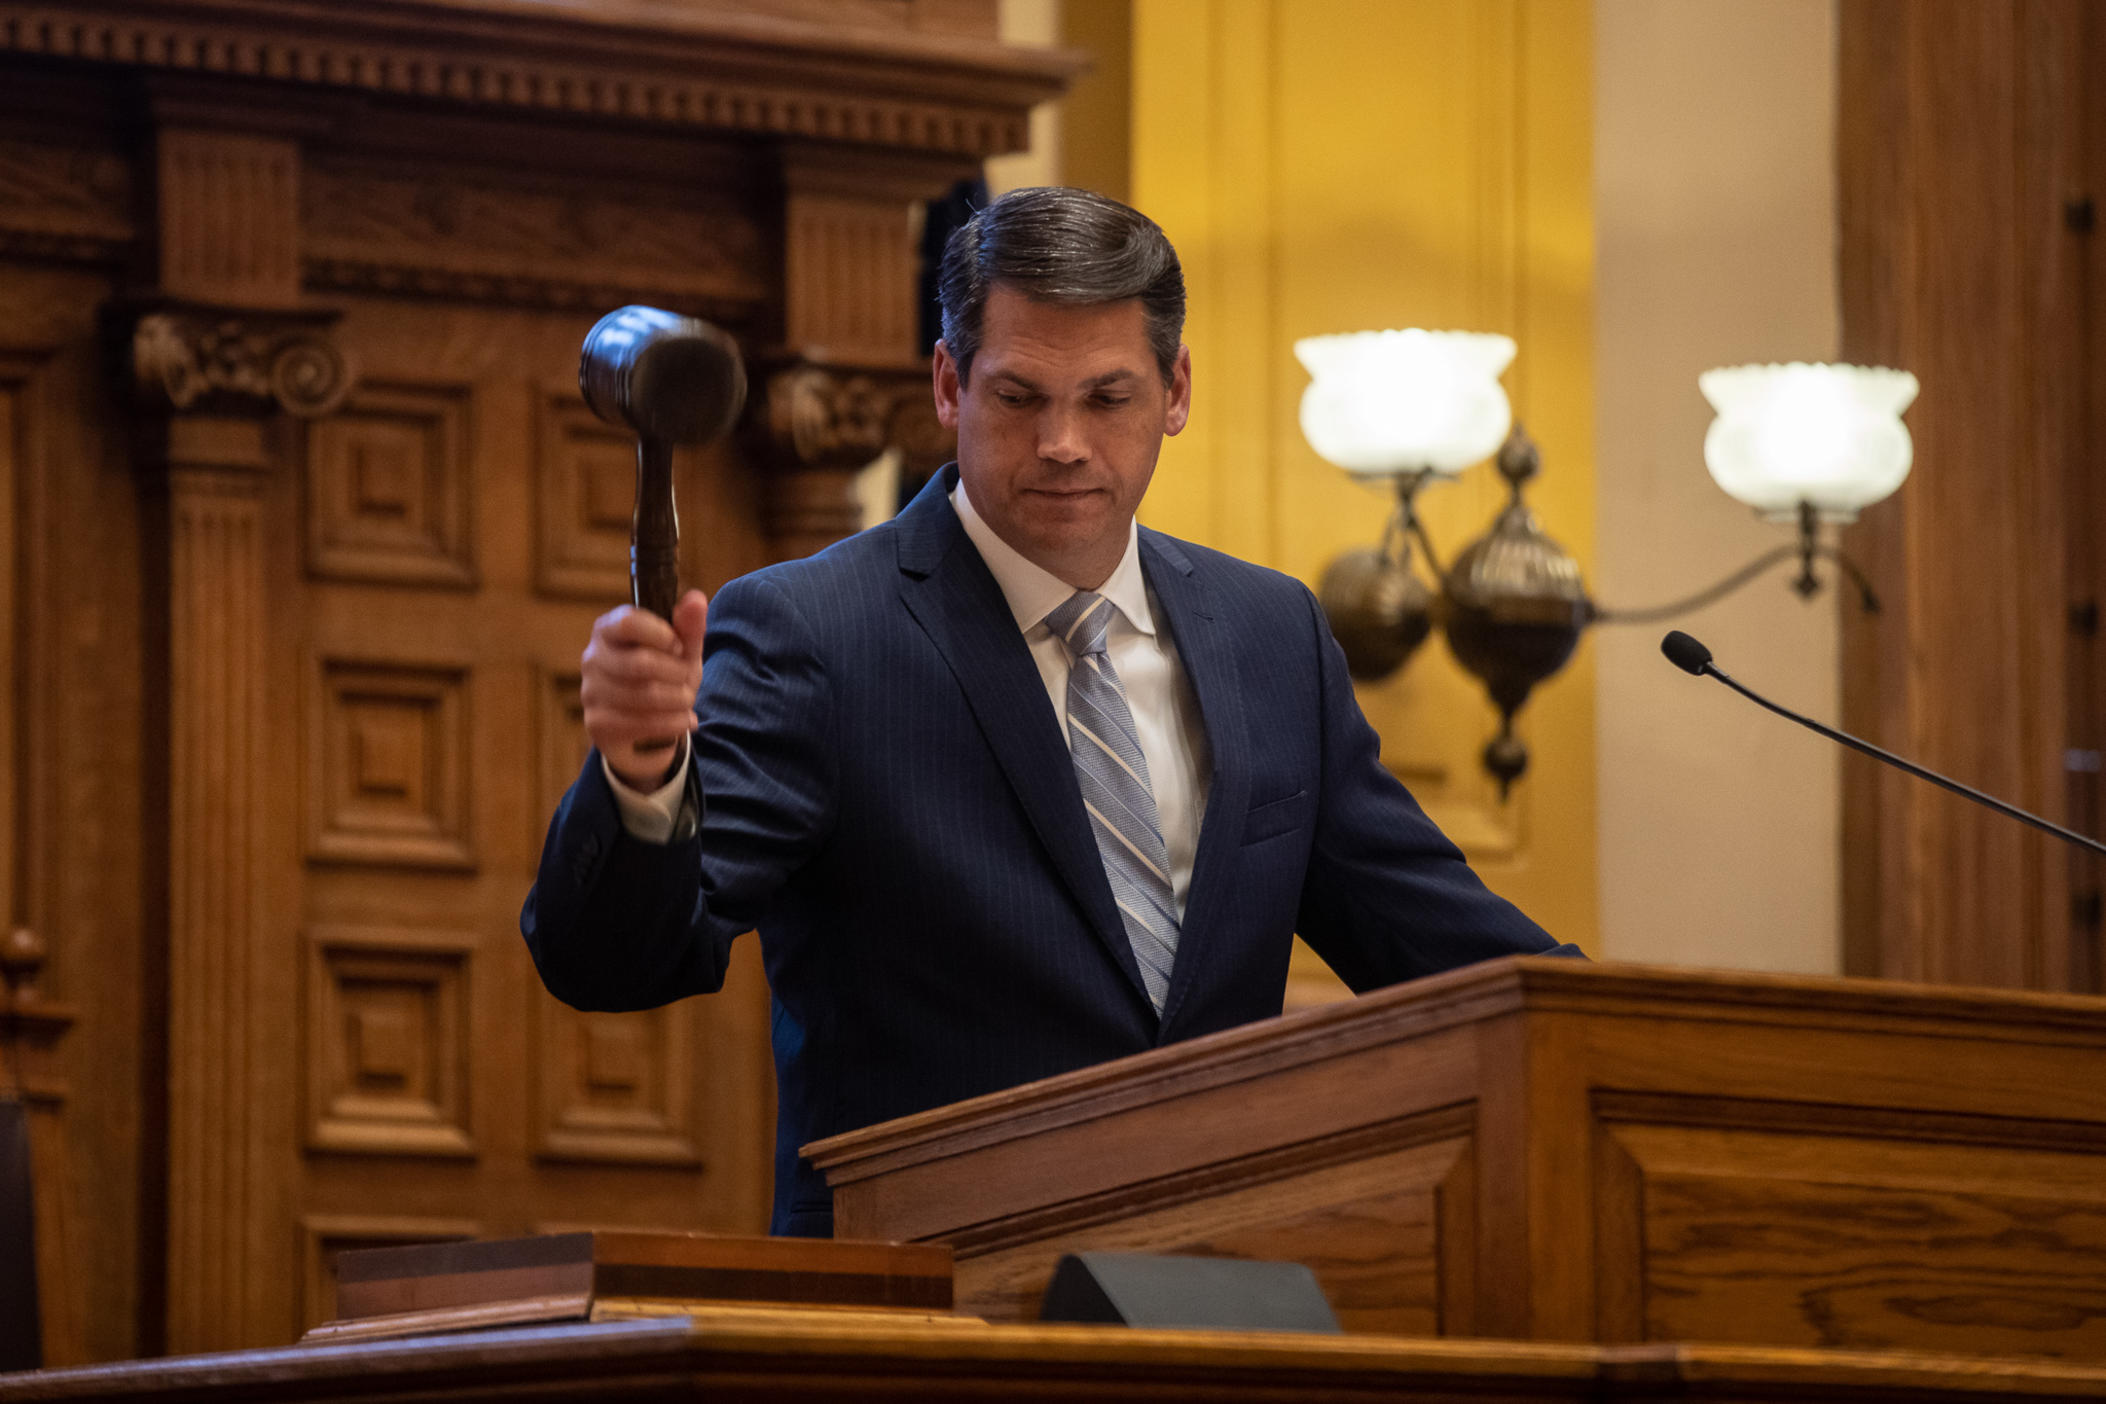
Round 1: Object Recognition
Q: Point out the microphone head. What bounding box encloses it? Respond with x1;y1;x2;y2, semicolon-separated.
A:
1661;630;1714;676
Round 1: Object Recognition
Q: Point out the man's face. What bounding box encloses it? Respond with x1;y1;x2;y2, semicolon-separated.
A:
934;284;1191;589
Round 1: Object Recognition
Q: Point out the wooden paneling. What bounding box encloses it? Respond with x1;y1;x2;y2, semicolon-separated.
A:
154;130;301;307
0;0;1055;1361
1838;0;2103;990
304;380;476;589
0;262;151;1366
815;958;2106;1362
954;1123;1472;1333
533;1004;705;1169
305;926;478;1159
148;413;294;1357
533;391;638;602
307;659;475;870
1597;1117;2106;1356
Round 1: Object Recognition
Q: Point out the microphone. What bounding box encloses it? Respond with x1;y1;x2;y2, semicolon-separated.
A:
1661;631;2106;858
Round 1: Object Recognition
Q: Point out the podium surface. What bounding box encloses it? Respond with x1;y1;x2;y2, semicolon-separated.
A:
14;1314;2106;1402
808;957;2106;1359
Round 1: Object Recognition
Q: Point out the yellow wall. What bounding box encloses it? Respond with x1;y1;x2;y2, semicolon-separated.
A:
1126;0;1599;988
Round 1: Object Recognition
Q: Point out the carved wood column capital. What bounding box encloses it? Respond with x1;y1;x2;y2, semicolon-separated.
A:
756;152;965;561
750;358;953;559
128;303;354;424
757;360;941;471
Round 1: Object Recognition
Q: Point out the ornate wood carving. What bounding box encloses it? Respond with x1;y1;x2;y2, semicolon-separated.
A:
301;158;768;317
0;134;133;263
0;0;1060;1358
307;659;474;871
304;927;476;1159
752;360;952;559
131;306;353;420
0;2;1072;161
304;379;475;588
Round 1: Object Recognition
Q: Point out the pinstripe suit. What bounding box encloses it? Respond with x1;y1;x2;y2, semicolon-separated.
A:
522;465;1576;1237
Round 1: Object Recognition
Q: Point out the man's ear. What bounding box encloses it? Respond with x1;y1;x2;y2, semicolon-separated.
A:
1163;344;1193;436
932;340;962;430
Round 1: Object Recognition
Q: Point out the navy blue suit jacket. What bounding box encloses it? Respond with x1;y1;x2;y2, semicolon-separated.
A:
523;466;1576;1236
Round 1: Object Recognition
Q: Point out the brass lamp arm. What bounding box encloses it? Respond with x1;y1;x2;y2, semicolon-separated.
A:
1375;471;1446;579
1593;539;1880;626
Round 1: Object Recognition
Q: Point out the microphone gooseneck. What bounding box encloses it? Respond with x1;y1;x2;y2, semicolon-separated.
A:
1662;632;2106;858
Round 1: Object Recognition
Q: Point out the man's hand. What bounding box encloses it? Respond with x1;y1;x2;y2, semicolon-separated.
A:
581;589;708;791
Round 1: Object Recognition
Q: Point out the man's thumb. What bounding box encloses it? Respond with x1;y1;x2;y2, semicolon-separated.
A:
672;588;709;660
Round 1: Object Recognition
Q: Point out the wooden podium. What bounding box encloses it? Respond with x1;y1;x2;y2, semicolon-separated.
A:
807;957;2106;1360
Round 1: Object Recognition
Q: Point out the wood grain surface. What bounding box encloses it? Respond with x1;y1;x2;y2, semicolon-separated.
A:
0;0;1049;1362
15;1313;2106;1403
815;958;2106;1358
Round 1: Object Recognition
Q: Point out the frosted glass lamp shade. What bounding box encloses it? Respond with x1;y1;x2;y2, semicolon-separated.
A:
1295;329;1516;480
1699;362;1919;520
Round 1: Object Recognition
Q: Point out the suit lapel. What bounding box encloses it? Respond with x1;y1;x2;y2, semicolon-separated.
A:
1140;531;1250;1038
894;471;1154;1010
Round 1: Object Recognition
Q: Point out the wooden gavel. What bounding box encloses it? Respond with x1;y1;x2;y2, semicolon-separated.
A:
579;305;747;749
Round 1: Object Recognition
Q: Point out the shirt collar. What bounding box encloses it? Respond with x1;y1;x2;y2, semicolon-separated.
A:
950;479;1156;638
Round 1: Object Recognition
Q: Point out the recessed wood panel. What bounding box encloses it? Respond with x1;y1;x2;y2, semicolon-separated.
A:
309;658;473;869
535;668;592;844
305;380;474;588
533;999;703;1169
953;1118;1474;1331
1599;1118;2106;1358
535;393;635;603
306;927;476;1159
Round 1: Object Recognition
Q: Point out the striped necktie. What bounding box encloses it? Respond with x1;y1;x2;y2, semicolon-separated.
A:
1043;590;1180;1012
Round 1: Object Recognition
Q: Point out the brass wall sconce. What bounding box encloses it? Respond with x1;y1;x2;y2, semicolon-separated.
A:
1302;335;1920;798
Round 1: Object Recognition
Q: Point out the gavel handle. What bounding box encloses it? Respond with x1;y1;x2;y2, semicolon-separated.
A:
632;436;682;754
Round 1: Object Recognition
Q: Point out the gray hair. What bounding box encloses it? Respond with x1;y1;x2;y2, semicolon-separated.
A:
937;186;1186;386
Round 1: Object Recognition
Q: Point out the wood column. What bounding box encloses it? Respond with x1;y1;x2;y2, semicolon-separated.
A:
1837;0;2099;989
757;152;962;559
132;120;351;1351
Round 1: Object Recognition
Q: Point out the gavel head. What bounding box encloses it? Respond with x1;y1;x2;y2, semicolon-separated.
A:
579;305;748;446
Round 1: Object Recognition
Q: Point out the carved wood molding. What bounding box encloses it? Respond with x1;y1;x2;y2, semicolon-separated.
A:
750;358;951;560
0;134;135;264
129;304;354;419
937;1103;1476;1259
758;361;941;472
299;155;770;316
155;439;272;1353
130;317;326;1344
0;1;1075;160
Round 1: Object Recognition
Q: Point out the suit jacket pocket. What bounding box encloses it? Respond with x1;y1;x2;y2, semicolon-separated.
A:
1240;789;1311;846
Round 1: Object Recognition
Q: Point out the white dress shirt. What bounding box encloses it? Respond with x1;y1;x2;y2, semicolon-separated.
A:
606;483;1213;916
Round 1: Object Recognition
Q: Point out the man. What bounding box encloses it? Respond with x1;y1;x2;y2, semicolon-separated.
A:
523;187;1577;1238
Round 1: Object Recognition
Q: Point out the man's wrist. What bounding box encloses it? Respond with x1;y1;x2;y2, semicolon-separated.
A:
603;736;691;844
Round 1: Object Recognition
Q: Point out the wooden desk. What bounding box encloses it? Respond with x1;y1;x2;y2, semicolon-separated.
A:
11;1313;2106;1402
810;958;2106;1358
